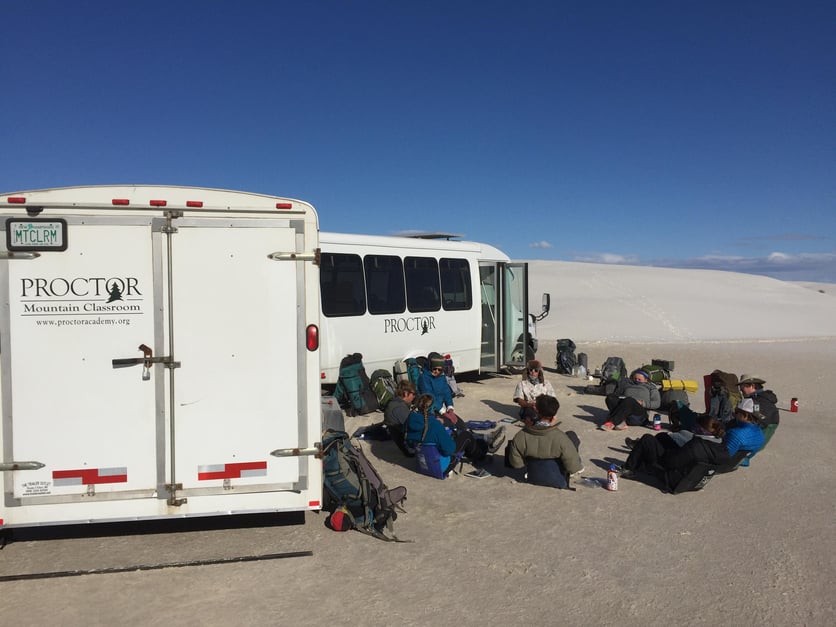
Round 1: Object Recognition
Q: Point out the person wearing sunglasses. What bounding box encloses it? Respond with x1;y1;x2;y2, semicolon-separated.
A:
418;353;457;416
418;351;505;462
513;360;556;422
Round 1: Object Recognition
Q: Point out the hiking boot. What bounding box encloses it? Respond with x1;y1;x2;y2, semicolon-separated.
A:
487;426;506;452
488;434;506;453
624;437;637;450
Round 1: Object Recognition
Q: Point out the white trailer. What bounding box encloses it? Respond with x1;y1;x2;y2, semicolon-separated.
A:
0;185;322;531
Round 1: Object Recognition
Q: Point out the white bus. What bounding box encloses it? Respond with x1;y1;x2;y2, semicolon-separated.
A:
318;232;549;383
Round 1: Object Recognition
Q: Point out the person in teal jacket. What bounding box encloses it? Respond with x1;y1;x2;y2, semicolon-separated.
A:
417;353;454;415
405;394;457;456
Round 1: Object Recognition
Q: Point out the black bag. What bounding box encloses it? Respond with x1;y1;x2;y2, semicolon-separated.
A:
321;430;408;541
555;339;577;374
333;353;379;417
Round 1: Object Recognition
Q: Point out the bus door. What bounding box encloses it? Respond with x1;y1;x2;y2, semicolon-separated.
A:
479;262;529;371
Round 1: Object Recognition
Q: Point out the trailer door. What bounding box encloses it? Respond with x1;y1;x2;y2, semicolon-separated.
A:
166;218;306;496
3;218;159;503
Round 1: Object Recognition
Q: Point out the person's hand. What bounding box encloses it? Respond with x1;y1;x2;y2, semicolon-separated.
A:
638;400;645;407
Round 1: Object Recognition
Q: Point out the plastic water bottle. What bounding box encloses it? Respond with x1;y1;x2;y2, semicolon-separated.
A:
578;364;587;379
653;413;662;431
606;464;618;491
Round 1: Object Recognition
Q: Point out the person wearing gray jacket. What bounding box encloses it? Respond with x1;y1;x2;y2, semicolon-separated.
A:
600;369;661;431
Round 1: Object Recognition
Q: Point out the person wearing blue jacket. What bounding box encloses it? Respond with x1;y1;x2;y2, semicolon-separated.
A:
724;398;766;457
417;353;455;414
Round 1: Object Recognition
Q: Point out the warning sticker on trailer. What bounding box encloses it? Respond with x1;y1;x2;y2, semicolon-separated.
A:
21;481;52;496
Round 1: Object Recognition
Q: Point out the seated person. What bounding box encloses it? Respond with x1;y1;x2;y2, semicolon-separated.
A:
600;369;661;431
621;415;726;480
405;394;458;473
383;380;417;456
724;398;766;462
513;359;556;421
737;374;779;445
418;353;455;415
505;394;583;489
418;351;505;461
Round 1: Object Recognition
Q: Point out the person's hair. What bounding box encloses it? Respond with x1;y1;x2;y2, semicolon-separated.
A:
734;406;756;422
414;393;434;417
696;414;725;439
396;380;416;398
534;394;559;419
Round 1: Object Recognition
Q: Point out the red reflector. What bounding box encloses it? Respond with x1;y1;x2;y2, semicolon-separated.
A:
149;199;167;207
275;202;293;209
321;372;326;379
306;324;319;351
186;200;203;207
112;198;130;205
309;501;321;508
7;197;26;204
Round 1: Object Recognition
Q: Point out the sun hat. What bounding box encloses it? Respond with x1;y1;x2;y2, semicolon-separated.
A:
737;374;766;386
735;398;762;418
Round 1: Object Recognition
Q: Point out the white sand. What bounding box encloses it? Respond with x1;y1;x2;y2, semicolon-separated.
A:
527;260;836;343
3;263;835;625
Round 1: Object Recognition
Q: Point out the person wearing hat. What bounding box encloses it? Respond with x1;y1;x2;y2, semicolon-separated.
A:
723;398;766;458
600;368;661;431
418;352;455;416
505;394;583;489
418;350;505;461
738;374;780;431
513;359;556;421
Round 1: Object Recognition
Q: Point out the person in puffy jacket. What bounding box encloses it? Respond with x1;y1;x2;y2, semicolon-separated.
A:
505;395;583;489
737;374;779;448
600;369;661;431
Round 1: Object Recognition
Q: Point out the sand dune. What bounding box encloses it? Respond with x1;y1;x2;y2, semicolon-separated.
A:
527;260;836;343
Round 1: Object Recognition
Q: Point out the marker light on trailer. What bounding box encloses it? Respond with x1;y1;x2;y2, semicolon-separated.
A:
112;199;130;205
306;324;319;351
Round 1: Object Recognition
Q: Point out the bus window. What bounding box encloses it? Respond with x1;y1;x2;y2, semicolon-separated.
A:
440;258;472;311
320;252;366;317
364;254;406;314
404;256;440;313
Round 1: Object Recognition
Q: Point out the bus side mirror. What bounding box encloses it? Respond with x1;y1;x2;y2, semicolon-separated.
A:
535;293;550;321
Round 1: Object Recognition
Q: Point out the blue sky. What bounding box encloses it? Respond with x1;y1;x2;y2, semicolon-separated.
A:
2;1;834;281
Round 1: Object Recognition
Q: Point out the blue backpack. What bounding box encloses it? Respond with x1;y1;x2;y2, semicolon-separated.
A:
405;357;424;388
